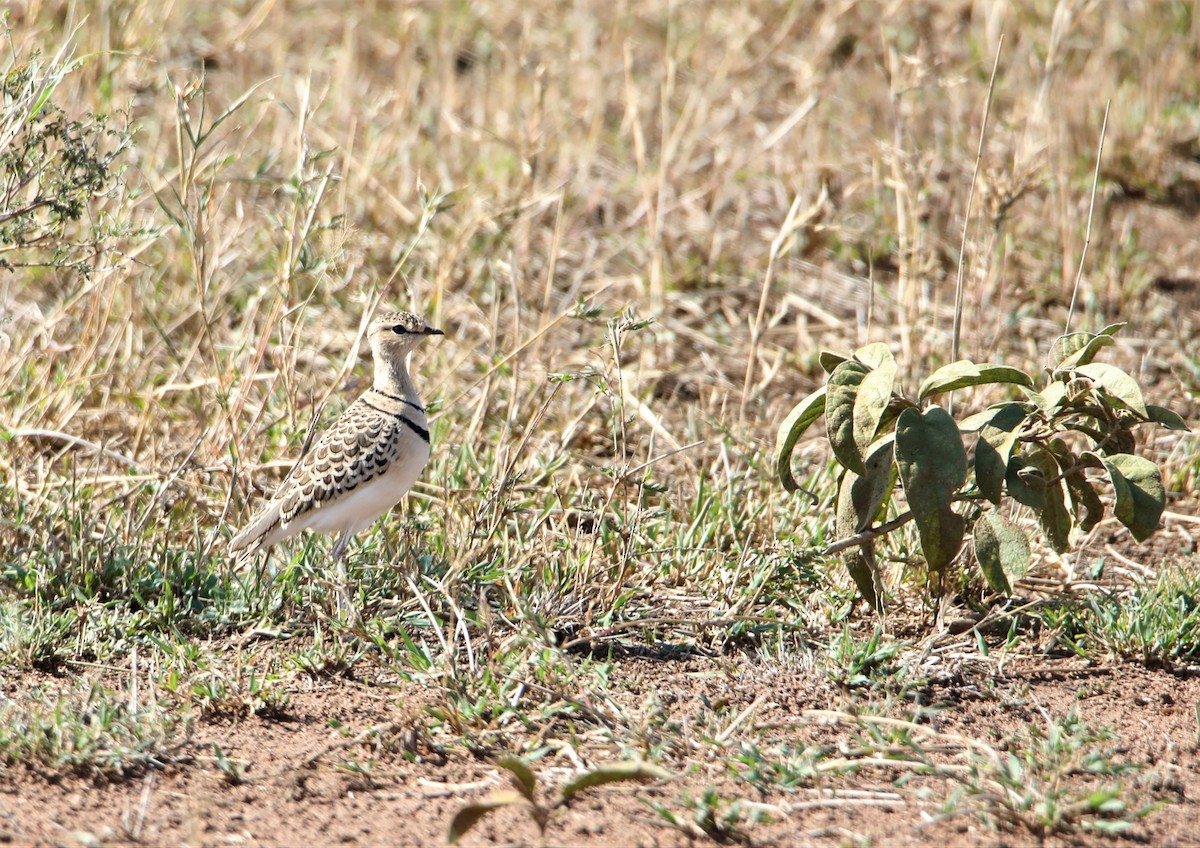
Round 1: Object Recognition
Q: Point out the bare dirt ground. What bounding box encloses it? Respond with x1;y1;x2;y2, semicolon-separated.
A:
4;638;1200;848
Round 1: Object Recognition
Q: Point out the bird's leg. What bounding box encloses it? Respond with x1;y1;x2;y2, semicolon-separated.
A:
330;533;357;621
331;532;351;562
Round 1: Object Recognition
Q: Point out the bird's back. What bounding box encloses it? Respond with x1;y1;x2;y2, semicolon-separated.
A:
229;391;431;555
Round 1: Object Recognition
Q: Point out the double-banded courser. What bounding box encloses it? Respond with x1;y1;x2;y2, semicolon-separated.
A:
229;310;442;586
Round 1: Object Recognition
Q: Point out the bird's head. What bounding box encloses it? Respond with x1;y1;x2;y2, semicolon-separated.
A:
367;310;443;359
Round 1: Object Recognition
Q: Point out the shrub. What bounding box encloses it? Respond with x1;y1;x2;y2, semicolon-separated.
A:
0;33;135;277
775;324;1189;610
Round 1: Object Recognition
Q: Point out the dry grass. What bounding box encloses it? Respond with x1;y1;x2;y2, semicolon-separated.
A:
1;1;1199;844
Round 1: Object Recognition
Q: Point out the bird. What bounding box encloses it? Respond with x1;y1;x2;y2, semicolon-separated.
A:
229;309;443;610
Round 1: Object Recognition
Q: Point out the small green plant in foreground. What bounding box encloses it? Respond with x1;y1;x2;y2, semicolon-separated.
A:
447;755;670;844
0;683;181;775
776;324;1189;609
644;785;769;844
1035;563;1200;666
944;711;1157;835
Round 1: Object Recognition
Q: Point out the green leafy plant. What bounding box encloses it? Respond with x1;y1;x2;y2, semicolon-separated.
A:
944;711;1158;835
0;31;136;275
447;755;670;844
824;625;904;690
0;683;180;775
211;743;247;785
776;324;1188;609
644;785;769;843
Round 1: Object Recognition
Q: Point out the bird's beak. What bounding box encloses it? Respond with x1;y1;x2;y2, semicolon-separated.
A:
424;326;444;336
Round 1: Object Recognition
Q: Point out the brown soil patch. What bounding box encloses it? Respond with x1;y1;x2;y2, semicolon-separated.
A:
3;651;1199;848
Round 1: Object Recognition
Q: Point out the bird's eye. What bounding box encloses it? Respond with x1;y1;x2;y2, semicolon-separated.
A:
392;324;407;334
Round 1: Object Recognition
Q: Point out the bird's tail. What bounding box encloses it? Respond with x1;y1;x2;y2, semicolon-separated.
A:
228;500;284;555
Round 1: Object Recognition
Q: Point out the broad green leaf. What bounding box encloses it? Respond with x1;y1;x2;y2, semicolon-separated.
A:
1147;404;1189;431
850;436;897;532
827;359;870;475
1005;450;1047;509
1064;473;1105;533
958;409;995;433
974;510;1031;596
1023;381;1067;414
819;350;850;374
1044;440;1105;533
560;761;671;801
1096;453;1165;542
843;544;883;611
852;352;896;457
1036;477;1072;553
918;361;1033;401
835;471;858;536
447;792;525;844
1071;422;1107;445
975;404;1027;505
1010;447;1071;552
1101;457;1135;529
959;403;1035;433
835;463;888;611
1049;323;1123;370
873;396;910;440
775;386;827;493
895;406;967;571
1040;381;1068;412
1076;363;1148;417
1049;332;1092;369
854;342;893;370
496;756;537;802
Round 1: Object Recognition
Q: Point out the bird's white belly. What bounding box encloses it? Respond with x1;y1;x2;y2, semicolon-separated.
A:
302;439;430;537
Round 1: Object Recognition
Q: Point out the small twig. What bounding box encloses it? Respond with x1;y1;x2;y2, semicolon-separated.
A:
1102;543;1152;577
952;34;1003;367
558;615;787;653
819;511;914;557
1065;100;1110;333
418;777;500;798
1009;665;1116;678
715;693;768;744
294;719;407;773
623;440;703;478
6;427;142;471
740;193;803;428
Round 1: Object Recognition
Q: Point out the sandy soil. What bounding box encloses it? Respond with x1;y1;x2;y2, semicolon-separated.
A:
3;646;1199;848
